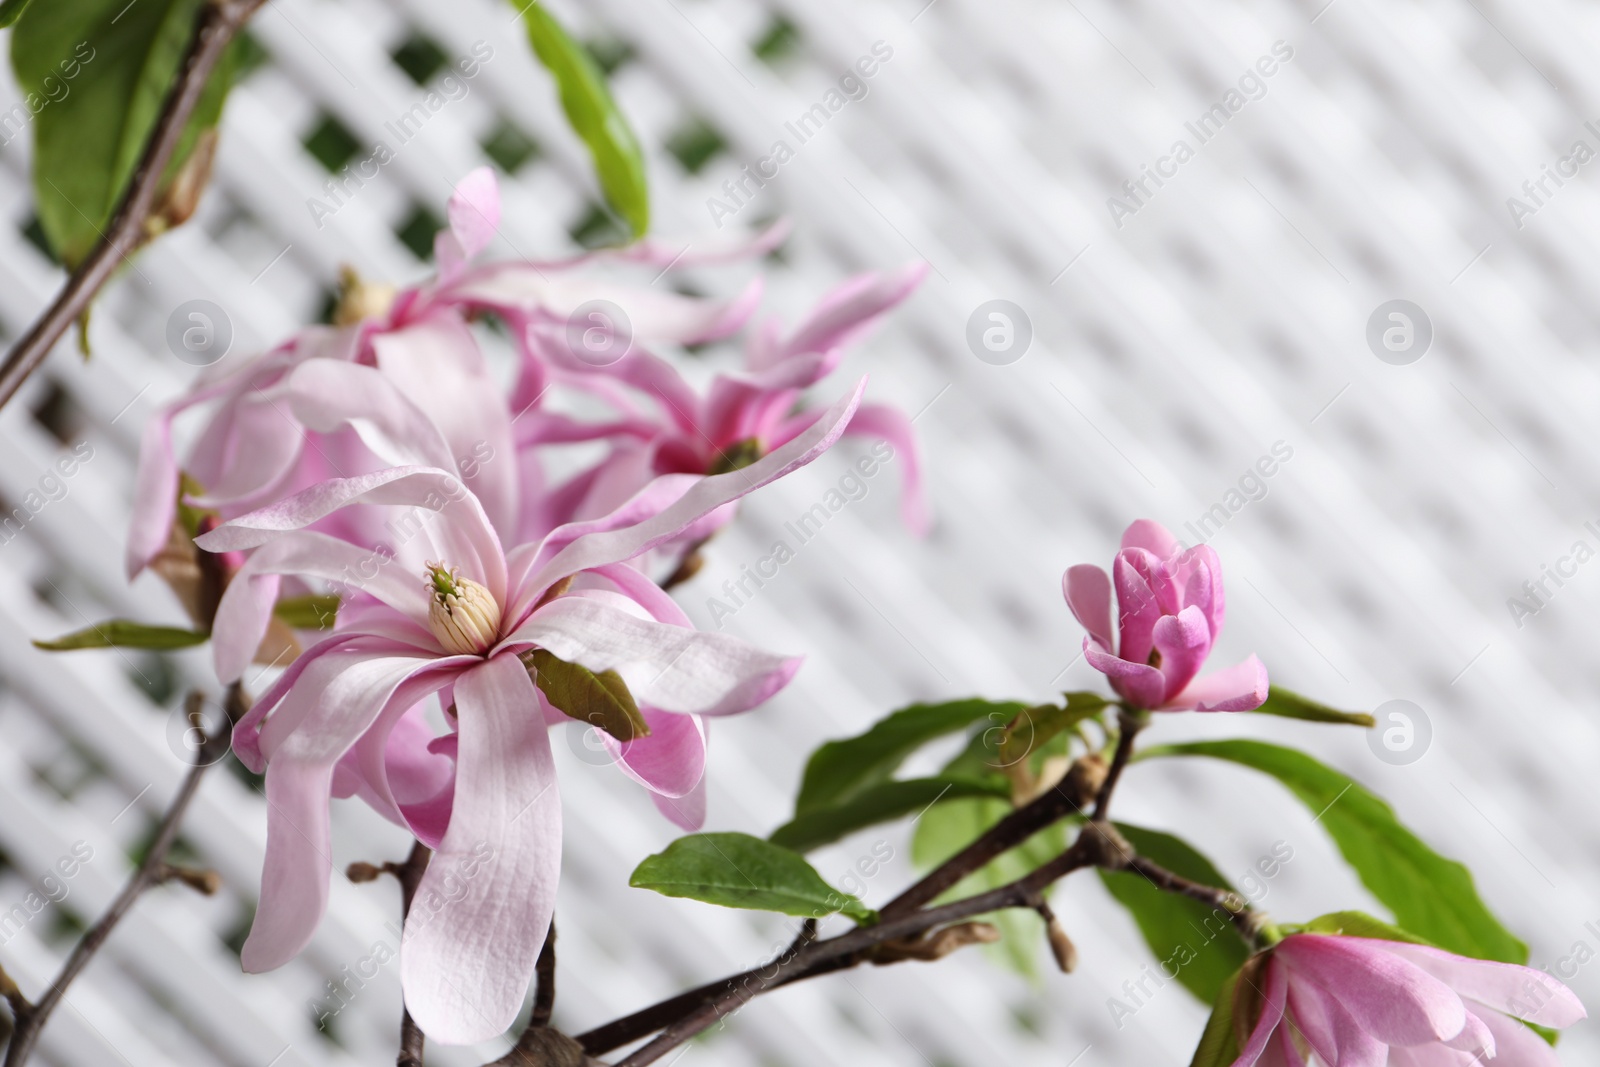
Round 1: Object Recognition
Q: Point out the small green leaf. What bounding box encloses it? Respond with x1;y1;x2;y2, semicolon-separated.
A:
996;693;1109;768
0;0;35;30
515;2;648;238
1142;740;1527;964
1301;909;1432;945
1250;686;1375;728
1099;824;1251;1004
770;775;1011;853
13;0;241;267
795;699;1027;814
1188;967;1246;1067
524;648;649;743
34;620;208;651
273;594;340;630
631;832;876;924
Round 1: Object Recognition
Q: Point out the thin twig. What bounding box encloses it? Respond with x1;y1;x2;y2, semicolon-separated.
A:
530;921;557;1029
3;686;246;1067
0;0;270;412
390;842;432;1067
1091;707;1148;821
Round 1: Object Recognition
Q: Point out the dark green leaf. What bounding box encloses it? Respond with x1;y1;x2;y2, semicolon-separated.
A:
1099;824;1252;1004
1250;686;1375;728
1188;967;1246;1067
515;2;648;238
34;620;208;651
524;648;648;743
996;693;1109;768
795;699;1027;814
13;0;240;267
912;795;1068;976
0;0;35;30
1142;740;1527;964
771;775;1011;853
273;594;340;630
630;832;876;923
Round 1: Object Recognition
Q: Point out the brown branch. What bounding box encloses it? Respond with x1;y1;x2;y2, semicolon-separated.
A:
1091;706;1148;821
388;842;432;1067
3;686;246;1067
0;0;270;412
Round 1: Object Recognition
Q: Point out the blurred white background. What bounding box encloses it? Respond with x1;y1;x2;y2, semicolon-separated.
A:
2;0;1599;1063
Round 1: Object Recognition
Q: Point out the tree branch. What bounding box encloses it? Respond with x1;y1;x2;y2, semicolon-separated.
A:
2;686;246;1067
389;843;431;1067
0;0;270;412
1091;706;1147;821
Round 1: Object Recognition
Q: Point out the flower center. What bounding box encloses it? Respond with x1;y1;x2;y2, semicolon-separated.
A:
425;563;501;656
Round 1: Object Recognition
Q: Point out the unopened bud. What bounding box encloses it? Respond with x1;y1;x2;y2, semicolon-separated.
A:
426;564;502;655
346;862;384;883
1064;752;1109;810
1046;917;1078;973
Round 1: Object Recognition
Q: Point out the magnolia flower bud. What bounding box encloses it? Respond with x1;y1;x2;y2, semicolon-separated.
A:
426;564;502;655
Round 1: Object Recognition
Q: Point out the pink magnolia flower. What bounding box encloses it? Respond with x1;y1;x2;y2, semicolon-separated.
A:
1063;519;1267;711
516;263;931;542
193;384;864;1045
1232;933;1584;1066
128;167;773;577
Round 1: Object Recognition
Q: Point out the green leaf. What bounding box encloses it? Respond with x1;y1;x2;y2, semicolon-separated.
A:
996;692;1109;768
1188;967;1246;1067
515;2;648;238
1301;909;1433;945
524;648;648;743
0;0;35;30
771;775;1011;853
912;795;1068;976
795;699;1027;813
1250;686;1375;728
1142;740;1527;964
630;832;876;924
272;594;340;630
34;620;208;651
13;0;240;267
1099;824;1251;1004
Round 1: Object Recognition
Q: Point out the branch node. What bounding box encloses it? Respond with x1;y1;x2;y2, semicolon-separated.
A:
1077;820;1136;870
157;863;222;895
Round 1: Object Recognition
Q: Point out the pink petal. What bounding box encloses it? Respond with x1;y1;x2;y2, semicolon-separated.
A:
1167;656;1269;712
652;774;707;831
1179;544;1226;638
1112;553;1163;666
842;402;929;536
196;466;508;606
240;652;442;972
1377;941;1587;1028
401;655;561;1045
1121;518;1181;561
1474;1008;1564;1066
1279;934;1467;1046
209;531;436;683
765;262;928;371
1234;956;1290;1066
1062;564;1114;651
1286;974;1384;1067
1150;605;1213;702
126;407;184;579
371;313;518;537
515;380;865;611
268;359;456;470
187;395;308;510
507;595;799;716
435;166;499;276
1083;640;1167;710
607;708;706;799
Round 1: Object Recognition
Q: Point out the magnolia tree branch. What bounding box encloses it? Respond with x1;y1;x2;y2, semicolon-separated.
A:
0;0;270;412
2;686;245;1067
388;843;432;1067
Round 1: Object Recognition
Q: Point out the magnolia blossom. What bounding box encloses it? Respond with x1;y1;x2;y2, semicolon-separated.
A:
1232;934;1584;1066
194;384;865;1044
1064;519;1267;711
128;167;772;578
514;263;931;539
